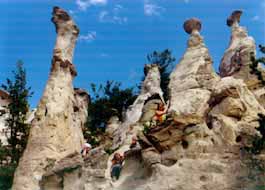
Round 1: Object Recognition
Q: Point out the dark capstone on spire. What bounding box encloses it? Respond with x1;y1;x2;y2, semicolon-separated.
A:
183;18;202;34
227;10;242;27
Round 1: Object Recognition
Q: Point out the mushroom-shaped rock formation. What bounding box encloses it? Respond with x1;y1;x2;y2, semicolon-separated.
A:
183;18;202;34
11;9;265;190
219;10;256;81
136;18;265;190
168;18;219;125
220;10;265;108
12;7;87;190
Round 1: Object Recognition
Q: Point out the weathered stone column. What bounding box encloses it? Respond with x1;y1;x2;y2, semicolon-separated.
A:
112;64;164;149
168;18;219;125
219;10;256;83
219;10;265;108
12;7;84;190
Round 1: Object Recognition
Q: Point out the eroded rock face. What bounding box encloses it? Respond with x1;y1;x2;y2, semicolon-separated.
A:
137;18;265;190
81;64;164;190
12;7;88;190
0;90;11;145
12;8;265;190
112;64;164;149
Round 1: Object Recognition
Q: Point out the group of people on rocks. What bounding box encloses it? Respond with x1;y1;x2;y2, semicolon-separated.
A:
81;100;169;181
81;136;140;181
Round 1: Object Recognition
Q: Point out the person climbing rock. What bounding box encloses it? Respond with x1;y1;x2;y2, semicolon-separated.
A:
152;101;169;124
124;136;142;158
81;143;92;157
130;136;140;150
111;152;125;181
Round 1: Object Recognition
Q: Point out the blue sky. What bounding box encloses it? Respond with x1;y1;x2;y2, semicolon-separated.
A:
0;0;264;107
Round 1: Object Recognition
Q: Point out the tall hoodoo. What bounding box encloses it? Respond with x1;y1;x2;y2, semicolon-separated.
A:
219;10;256;84
168;18;219;125
220;10;265;108
12;7;86;190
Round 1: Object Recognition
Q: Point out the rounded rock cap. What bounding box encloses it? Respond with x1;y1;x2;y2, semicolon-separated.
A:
227;10;242;27
183;18;202;34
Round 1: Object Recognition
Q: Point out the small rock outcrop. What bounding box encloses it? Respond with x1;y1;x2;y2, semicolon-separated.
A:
12;7;89;190
0;90;11;145
112;64;164;149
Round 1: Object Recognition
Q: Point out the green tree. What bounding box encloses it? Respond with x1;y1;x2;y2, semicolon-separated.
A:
146;49;176;100
250;45;265;85
1;60;33;164
85;81;137;145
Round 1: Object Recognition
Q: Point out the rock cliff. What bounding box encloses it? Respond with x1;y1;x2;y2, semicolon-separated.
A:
81;15;265;190
12;8;265;190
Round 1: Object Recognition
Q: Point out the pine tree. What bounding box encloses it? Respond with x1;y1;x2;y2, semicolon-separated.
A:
250;45;265;85
1;60;33;164
85;81;137;145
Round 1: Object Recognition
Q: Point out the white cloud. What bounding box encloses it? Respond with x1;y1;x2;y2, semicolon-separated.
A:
76;0;107;11
252;15;260;21
98;5;128;24
144;1;164;16
79;31;97;42
99;11;109;21
113;4;123;12
89;0;107;5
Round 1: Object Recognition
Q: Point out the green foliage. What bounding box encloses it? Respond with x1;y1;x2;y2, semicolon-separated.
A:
250;45;265;85
146;49;176;100
85;81;137;145
143;121;152;134
0;164;16;190
104;147;119;155
246;114;265;154
1;60;33;164
255;186;265;190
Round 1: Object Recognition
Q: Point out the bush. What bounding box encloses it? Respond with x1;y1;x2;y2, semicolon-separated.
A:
0;164;16;190
85;81;137;145
246;114;265;154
